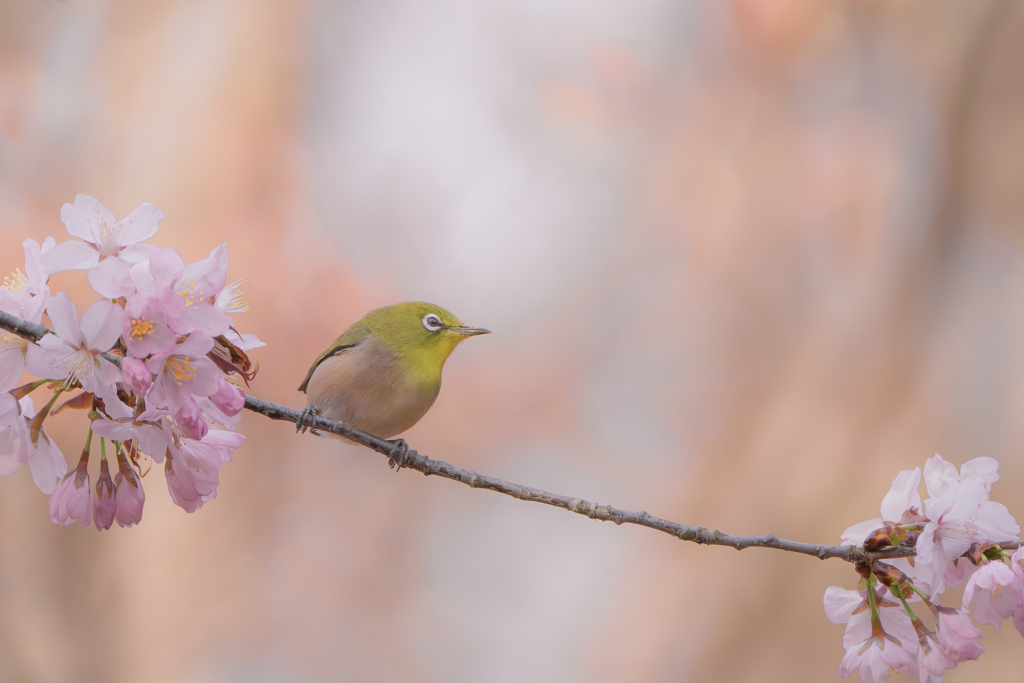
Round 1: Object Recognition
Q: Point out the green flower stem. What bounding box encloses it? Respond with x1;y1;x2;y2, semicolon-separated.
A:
867;575;880;625
894;589;924;631
79;423;94;466
28;387;64;448
12;378;51;399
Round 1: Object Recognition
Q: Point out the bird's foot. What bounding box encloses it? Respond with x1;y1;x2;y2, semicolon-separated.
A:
295;404;321;435
387;438;409;471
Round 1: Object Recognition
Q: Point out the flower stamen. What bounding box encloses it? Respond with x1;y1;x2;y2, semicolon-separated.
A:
129;317;155;340
165;355;198;386
2;268;28;291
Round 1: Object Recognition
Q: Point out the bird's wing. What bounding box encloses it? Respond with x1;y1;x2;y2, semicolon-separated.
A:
297;325;370;392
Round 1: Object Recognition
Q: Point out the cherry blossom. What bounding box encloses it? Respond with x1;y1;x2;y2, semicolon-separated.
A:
146;247;230;337
29;293;125;413
146;332;220;414
933;606;984;661
0;396;67;494
122;291;176;358
0;238;54;391
1;196;258;530
962;559;1020;628
40;194;163;298
916;456;1020;594
839;633;917;682
213;278;249;315
164;429;244;513
50;457;92;527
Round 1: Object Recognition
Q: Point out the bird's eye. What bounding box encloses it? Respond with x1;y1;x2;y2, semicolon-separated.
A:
422;314;443;332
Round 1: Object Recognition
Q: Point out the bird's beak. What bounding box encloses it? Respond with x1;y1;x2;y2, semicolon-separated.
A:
450;325;491;337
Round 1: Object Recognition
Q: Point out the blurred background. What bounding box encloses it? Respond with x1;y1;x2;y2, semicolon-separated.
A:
1;0;1024;680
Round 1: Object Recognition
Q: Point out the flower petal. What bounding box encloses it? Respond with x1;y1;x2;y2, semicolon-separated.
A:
87;256;136;299
27;435;67;495
924;454;959;499
840;518;884;545
39;239;100;274
46;292;81;346
79;299;123;352
119;242;157;264
119;202;164;245
960;457;1000;490
880;467;923;521
149;247;184;287
90;419;134;441
60;194;114;243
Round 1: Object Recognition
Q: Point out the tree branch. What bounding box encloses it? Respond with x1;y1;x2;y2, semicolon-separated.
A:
2;307;1018;562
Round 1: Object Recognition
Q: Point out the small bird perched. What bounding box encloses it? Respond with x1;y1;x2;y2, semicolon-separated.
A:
296;302;489;467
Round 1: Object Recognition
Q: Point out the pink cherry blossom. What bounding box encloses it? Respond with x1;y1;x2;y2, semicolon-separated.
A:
24;429;66;495
0;396;68;494
916;634;958;683
145;333;220;414
823;586;919;650
0;239;54;391
912;455;1020;595
113;453;145;527
212;278;249;316
93;456;116;531
122;292;176;358
933;606;984;660
839;634;917;682
40;195;162;298
49;458;92;527
164;451;206;513
146;247;230;337
962;559;1020;629
164;429;245;513
30;293;125;412
1;237;54;309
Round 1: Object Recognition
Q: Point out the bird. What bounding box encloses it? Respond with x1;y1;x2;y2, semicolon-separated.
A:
295;302;489;467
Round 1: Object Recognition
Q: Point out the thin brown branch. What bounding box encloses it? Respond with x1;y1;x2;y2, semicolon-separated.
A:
245;393;874;561
2;307;1018;562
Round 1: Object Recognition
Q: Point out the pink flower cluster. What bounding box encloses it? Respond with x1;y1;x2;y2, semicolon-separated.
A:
0;194;262;529
825;454;1023;682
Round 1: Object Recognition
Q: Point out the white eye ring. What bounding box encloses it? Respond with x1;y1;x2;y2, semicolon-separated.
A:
422;313;443;332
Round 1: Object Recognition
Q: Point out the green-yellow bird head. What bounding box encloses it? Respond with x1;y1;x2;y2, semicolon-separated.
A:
363;301;489;373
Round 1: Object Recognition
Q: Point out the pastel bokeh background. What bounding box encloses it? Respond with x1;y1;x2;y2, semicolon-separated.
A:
2;0;1024;680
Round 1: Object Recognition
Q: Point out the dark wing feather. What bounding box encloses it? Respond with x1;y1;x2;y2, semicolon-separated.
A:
297;325;370;393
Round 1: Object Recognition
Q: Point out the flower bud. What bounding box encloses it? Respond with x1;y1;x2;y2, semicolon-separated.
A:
93;457;116;531
870;561;906;587
114;456;145;528
864;526;893;551
121;357;153;398
175;398;209;441
49;459;91;527
210;378;245;418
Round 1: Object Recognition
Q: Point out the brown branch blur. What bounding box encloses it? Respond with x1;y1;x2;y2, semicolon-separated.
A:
1;307;1017;563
